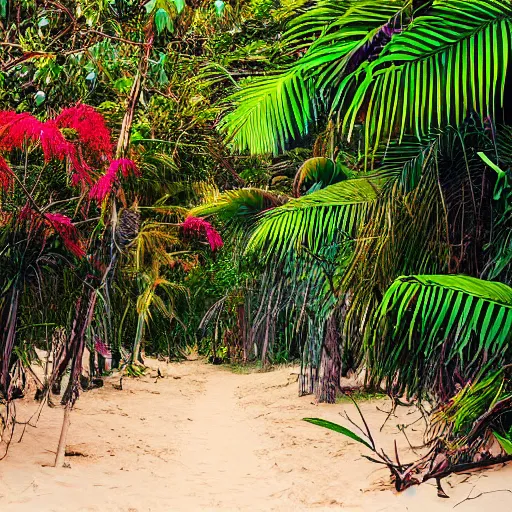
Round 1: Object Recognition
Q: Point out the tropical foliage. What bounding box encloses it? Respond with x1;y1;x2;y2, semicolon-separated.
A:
2;0;512;493
190;0;512;489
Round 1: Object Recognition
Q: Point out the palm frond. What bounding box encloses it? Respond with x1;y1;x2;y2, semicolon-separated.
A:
246;177;382;262
293;157;350;196
221;0;406;155
367;274;512;400
337;0;512;150
221;68;317;155
432;369;510;440
189;188;287;224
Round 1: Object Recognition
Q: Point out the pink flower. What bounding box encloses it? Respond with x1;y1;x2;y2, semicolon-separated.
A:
44;212;86;258
0;111;72;161
0;109;100;186
89;158;139;204
0;156;13;190
55;104;113;161
182;216;224;252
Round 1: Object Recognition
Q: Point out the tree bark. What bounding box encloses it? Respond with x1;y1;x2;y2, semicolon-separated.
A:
316;313;342;403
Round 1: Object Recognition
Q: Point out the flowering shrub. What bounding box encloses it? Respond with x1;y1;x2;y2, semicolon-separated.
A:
89;158;140;204
182;216;224;252
0;105;139;259
44;212;86;258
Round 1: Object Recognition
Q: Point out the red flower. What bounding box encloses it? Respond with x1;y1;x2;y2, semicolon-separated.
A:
44;212;86;258
55;104;113;161
0;156;13;190
182;216;224;252
0;109;100;186
89;158;139;204
19;203;36;222
0;111;72;161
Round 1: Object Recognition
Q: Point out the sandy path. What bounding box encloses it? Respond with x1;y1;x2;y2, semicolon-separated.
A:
1;359;511;511
171;369;291;509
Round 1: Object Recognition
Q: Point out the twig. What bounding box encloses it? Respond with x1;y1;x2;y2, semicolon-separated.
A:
454;488;512;508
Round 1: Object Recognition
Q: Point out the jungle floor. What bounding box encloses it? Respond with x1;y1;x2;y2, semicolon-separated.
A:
1;358;512;512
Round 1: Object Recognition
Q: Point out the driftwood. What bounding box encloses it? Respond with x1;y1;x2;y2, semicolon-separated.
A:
338;396;512;498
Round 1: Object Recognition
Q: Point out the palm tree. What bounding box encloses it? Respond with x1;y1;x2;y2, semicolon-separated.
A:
193;0;512;403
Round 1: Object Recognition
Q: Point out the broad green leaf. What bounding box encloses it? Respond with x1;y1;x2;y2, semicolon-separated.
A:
494;432;512;455
34;91;46;106
154;8;170;34
144;0;157;13
173;0;185;14
303;418;373;450
214;0;225;16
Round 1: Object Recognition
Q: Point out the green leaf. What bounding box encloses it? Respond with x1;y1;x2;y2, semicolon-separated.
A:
34;91;46;106
144;0;157;13
173;0;185;15
214;0;225;16
38;17;50;28
154;8;170;34
246;177;382;263
368;274;512;399
114;77;134;93
293;157;350;196
494;432;512;455
303;418;373;450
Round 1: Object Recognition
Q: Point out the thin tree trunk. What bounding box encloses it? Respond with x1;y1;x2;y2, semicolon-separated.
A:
115;34;154;159
1;287;20;396
131;314;145;365
316;313;342;403
54;403;71;468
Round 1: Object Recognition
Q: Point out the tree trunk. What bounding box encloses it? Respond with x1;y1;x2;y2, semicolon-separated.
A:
54;403;71;468
0;287;20;397
131;314;145;365
316;314;342;403
115;34;154;159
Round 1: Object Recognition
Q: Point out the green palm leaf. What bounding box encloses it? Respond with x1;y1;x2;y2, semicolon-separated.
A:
189;188;287;224
338;0;512;150
293;157;351;196
303;418;373;450
368;274;512;399
246;177;382;262
221;0;406;155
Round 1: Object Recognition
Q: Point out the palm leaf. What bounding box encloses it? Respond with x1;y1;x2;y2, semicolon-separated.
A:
221;0;406;155
246;177;382;262
432;370;509;438
293;157;351;196
337;0;512;150
189;188;287;224
303;417;373;450
368;274;512;399
494;431;512;454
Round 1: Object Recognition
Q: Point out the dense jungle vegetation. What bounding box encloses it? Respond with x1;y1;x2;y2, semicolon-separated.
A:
1;0;512;492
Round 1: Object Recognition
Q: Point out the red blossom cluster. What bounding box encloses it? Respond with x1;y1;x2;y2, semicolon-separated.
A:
0;105;141;259
182;216;224;252
89;158;140;204
44;212;86;258
55;104;113;161
17;207;85;259
0;111;71;161
0;105;137;190
0;156;12;190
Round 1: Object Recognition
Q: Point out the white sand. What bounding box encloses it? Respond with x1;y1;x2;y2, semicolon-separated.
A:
1;359;511;511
